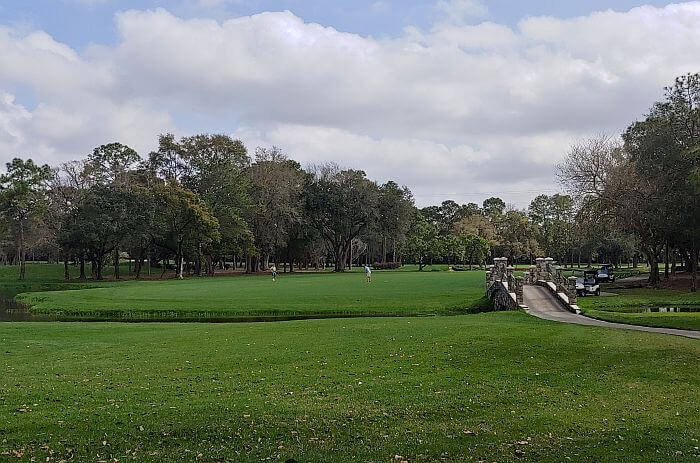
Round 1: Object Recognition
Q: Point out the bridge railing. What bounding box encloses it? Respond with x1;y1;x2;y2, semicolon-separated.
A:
523;257;578;305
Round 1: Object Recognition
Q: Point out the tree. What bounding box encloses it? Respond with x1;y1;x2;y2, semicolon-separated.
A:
150;185;220;279
146;133;188;183
528;194;574;265
405;213;441;270
247;147;305;271
377;181;415;262
621;74;700;287
83;142;142;278
495;209;540;264
0;158;52;280
160;133;253;275
453;213;496;264
460;233;490;269
305;165;379;272
122;187;158;279
60;185;135;280
85;142;140;186
482;197;506;221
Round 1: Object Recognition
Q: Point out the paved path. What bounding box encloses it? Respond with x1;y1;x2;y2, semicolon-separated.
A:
523;285;700;340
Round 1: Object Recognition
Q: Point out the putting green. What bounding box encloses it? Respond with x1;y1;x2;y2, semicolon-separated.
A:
17;270;487;320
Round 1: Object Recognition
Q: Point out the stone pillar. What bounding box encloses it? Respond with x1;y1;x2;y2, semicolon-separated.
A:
493;257;508;281
527;265;536;285
535;258;545;281
544;257;554;281
568;276;578;304
515;276;524;305
506;266;515;289
555;266;562;283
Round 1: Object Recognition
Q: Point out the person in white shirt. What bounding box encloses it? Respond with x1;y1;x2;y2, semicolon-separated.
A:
270;265;277;282
364;265;371;283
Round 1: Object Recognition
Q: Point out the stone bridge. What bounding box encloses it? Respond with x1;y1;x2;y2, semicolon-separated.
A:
486;257;700;339
485;257;524;310
486;257;580;313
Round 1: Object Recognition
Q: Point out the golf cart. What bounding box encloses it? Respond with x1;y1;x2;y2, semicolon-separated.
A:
574;269;601;296
596;264;615;283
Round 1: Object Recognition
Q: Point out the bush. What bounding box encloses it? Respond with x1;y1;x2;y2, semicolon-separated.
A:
372;262;401;270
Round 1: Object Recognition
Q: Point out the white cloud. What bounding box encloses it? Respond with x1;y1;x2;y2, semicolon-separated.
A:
1;3;699;205
436;0;488;24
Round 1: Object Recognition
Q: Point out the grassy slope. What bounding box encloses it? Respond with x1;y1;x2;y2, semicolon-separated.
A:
0;263;120;299
577;288;700;331
17;271;486;319
1;313;698;463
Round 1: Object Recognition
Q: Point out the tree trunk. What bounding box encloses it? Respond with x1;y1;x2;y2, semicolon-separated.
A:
96;257;104;280
176;239;184;279
334;243;344;272
382;235;387;263
206;255;214;276
664;242;669;279
18;221;25;280
63;257;70;280
177;254;184;279
114;248;120;280
195;243;202;276
646;247;660;286
692;240;697;293
79;255;86;280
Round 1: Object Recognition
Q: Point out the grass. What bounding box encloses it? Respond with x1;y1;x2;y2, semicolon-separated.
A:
0;263;119;299
2;264;699;461
577;288;700;331
1;313;699;463
16;271;487;320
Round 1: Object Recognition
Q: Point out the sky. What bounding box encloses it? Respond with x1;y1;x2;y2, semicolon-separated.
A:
1;0;698;207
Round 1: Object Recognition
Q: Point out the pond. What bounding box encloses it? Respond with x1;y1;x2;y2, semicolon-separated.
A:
0;297;54;322
643;307;700;313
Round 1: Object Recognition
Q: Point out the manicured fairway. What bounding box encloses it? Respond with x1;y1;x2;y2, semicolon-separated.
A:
577;288;700;331
1;313;698;463
17;271;486;320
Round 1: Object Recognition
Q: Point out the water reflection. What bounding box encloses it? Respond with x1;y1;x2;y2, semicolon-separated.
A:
0;298;54;322
643;307;700;313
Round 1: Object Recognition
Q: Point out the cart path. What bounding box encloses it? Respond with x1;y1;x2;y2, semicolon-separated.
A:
523;285;700;340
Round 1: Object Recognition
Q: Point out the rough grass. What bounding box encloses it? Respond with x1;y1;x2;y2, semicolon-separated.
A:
1;313;698;463
577;288;700;331
17;271;487;320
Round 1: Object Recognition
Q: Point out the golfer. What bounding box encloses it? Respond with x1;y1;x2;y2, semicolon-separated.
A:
364;264;371;283
270;264;277;282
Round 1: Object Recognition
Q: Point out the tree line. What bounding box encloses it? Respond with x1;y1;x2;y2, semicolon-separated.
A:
0;132;554;280
1;74;697;289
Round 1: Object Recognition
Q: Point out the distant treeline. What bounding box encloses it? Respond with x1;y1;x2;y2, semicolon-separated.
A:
1;74;698;289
